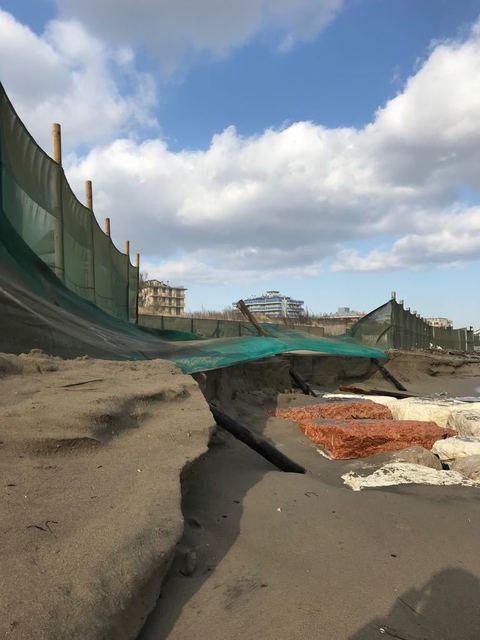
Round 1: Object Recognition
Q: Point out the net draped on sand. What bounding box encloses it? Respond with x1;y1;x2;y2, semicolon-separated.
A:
0;82;387;373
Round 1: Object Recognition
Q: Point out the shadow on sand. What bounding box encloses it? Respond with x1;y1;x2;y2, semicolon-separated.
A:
139;382;283;639
350;567;480;640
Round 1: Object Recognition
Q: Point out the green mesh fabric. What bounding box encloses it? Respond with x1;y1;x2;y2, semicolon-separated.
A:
0;83;137;322
349;300;473;351
0;81;388;372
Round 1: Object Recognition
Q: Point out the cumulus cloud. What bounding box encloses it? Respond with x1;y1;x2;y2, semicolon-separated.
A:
55;0;344;69
0;9;158;150
333;208;480;271
62;20;480;283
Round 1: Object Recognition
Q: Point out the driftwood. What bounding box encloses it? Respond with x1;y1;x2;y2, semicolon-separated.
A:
209;404;305;474
370;358;407;392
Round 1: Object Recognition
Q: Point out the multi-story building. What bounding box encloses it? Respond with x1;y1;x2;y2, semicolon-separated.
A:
140;279;186;316
425;317;453;329
240;290;304;319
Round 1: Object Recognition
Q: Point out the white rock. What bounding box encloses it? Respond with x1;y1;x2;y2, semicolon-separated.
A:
391;397;466;426
431;436;480;463
342;462;480;492
447;408;480;437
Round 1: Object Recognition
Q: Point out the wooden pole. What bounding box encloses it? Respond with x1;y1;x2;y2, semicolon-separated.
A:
209;404;305;474
104;217;111;237
125;240;130;321
135;252;140;324
52;123;62;164
85;180;93;210
236;299;269;336
52;123;65;281
84;180;96;304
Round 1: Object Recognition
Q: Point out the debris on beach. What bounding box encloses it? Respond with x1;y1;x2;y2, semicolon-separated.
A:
342;462;480;491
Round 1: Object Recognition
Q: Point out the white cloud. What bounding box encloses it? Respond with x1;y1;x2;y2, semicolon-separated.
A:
0;10;158;150
61;20;480;284
55;0;344;70
333;208;480;271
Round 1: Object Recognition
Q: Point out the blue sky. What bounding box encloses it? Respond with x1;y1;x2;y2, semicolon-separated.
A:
1;1;480;325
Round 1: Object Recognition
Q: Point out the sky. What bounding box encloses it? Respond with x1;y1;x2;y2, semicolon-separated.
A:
1;0;480;325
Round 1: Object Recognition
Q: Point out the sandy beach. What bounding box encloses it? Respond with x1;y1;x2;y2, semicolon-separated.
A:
141;353;480;640
2;350;480;639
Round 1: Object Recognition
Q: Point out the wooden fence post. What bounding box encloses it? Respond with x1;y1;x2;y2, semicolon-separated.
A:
135;252;140;324
52;123;65;281
85;180;96;304
124;240;130;321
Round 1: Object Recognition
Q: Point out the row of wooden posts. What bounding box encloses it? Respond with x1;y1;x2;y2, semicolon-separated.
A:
51;123;140;321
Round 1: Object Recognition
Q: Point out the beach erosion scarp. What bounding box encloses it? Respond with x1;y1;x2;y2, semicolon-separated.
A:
0;352;213;640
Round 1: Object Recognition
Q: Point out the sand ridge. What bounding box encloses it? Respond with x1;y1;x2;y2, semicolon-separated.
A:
0;351;213;640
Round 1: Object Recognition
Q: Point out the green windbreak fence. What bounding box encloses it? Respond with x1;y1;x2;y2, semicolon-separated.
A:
0;83;138;322
350;299;474;352
0;81;389;371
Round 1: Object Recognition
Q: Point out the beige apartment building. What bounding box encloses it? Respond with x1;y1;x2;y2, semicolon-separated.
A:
425;317;453;329
140;279;186;316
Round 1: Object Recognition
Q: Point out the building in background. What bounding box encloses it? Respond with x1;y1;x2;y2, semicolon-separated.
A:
140;279;186;316
241;291;305;319
425;317;453;329
331;307;365;320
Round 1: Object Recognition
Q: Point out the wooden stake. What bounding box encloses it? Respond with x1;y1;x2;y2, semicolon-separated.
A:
85;180;93;210
52;123;64;281
125;240;130;321
104;217;111;237
236;299;269;336
84;180;96;303
135;253;140;324
52;123;62;164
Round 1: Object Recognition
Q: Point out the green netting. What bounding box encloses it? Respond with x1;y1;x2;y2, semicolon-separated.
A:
350;300;473;352
0;81;388;372
0;83;137;322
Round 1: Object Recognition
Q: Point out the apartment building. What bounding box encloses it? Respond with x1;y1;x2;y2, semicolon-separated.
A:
425;317;453;329
140;279;186;316
241;290;304;319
